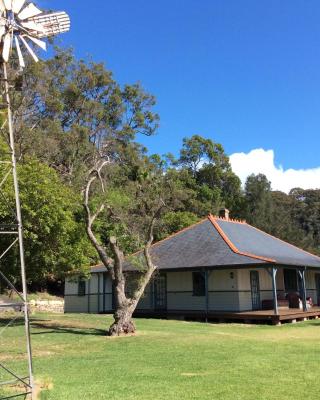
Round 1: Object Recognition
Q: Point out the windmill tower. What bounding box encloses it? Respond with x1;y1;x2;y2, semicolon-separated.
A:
0;1;70;398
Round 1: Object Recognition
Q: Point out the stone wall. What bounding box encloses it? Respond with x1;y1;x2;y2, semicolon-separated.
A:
29;299;64;313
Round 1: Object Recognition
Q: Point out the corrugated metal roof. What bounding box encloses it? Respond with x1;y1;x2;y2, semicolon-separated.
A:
141;219;266;269
90;216;320;273
215;218;320;268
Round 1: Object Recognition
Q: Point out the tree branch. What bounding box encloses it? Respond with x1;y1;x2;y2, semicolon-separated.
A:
131;199;165;302
83;158;114;274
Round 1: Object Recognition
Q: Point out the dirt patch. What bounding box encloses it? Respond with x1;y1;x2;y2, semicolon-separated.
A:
107;332;138;339
181;372;208;377
0;353;28;362
34;383;42;399
34;350;54;357
34;378;53;399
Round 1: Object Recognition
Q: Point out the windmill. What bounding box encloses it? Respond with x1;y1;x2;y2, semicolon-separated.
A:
0;1;70;398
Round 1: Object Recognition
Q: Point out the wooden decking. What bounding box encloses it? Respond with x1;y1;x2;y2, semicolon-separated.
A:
211;307;320;324
134;307;320;325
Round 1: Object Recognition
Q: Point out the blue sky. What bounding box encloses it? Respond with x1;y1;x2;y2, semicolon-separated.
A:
38;0;320;189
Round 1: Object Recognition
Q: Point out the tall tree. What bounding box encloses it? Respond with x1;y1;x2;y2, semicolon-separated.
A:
175;135;242;216
179;135;229;177
22;49;165;335
244;173;273;230
12;48;159;186
83;152;175;336
289;188;320;253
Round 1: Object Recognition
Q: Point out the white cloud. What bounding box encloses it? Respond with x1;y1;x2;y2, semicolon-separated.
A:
229;148;320;193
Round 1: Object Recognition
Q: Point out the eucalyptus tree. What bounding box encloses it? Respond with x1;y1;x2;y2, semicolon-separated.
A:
83;150;178;336
10;48;159;185
173;135;242;215
243;173;273;230
4;48;162;297
14;48;169;335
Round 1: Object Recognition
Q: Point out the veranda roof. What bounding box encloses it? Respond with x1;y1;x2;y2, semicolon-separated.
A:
91;215;320;273
212;217;320;268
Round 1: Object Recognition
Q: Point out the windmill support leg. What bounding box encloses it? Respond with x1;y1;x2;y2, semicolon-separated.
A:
0;3;71;398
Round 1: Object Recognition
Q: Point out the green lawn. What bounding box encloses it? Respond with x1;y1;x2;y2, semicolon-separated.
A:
1;313;320;399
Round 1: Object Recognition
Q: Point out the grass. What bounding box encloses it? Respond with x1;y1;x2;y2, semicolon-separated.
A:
27;292;63;301
0;291;63;302
1;313;320;399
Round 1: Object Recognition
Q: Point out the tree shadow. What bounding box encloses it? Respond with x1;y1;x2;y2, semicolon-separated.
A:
0;316;107;336
0;316;48;327
31;321;106;336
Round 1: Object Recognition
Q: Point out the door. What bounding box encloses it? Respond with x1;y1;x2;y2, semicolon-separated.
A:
250;271;261;310
316;274;320;306
154;274;167;311
284;269;298;292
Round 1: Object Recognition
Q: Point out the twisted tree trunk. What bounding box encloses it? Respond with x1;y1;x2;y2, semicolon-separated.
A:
109;301;137;336
108;240;156;336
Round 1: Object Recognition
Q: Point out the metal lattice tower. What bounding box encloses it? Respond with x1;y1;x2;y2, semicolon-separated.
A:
0;62;34;399
0;1;70;398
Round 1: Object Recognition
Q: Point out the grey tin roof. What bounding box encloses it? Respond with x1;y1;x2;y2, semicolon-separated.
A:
215;218;320;268
91;216;320;273
139;219;266;270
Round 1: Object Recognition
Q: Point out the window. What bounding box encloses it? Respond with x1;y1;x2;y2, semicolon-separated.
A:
192;271;205;296
78;279;86;296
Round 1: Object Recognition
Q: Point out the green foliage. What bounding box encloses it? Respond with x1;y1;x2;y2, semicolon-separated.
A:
0;158;94;285
88;153;184;255
244;173;273;231
160;135;241;217
179;134;229;176
156;211;200;240
0;138;9;162
13;48;159;187
241;175;320;255
1;47;160;286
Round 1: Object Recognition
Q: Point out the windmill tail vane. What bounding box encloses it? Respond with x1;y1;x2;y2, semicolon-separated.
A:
0;0;71;67
0;1;70;398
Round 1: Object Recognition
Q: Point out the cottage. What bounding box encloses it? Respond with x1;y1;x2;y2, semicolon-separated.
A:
64;211;320;324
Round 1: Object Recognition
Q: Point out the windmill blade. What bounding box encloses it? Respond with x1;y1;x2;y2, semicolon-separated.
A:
30;11;70;38
19;35;38;62
3;0;12;11
25;34;46;50
21;20;45;34
18;2;42;20
14;35;25;68
2;32;12;62
12;0;25;14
